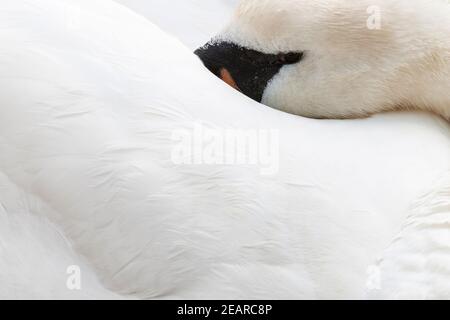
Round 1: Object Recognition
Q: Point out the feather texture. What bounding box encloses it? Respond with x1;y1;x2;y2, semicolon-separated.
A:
0;0;448;299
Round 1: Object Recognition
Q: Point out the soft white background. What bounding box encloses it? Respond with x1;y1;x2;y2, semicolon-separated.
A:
114;0;239;49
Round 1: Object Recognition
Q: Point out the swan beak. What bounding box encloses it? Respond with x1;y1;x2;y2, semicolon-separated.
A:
195;41;302;102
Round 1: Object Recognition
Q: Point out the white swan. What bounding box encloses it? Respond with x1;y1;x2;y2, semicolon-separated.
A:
0;0;449;299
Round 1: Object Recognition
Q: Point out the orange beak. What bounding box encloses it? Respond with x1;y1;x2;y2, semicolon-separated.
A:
219;68;241;92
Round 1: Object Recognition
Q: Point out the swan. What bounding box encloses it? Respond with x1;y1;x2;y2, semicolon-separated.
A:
0;0;449;299
195;0;450;120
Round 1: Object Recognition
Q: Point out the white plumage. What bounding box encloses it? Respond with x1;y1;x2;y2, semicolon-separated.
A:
0;0;448;299
217;0;450;120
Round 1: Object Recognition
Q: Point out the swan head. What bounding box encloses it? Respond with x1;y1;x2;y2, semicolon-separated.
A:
195;0;448;119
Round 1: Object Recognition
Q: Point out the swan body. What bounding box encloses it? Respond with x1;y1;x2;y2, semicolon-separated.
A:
198;0;450;120
0;0;449;299
0;172;120;299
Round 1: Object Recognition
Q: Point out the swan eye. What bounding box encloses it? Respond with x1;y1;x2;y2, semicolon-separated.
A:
273;52;303;66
